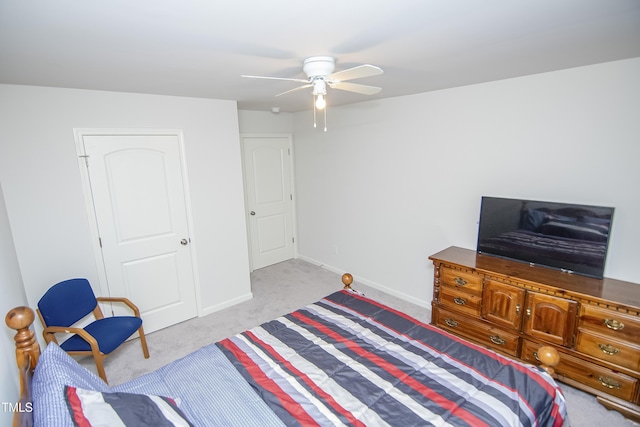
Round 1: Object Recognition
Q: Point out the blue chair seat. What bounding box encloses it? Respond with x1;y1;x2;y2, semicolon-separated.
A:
37;278;149;383
60;316;143;354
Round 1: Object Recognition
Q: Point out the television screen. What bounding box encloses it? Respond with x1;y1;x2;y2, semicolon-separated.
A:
476;197;614;278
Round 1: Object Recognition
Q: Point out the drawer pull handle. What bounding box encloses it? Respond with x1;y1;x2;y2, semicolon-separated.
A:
598;376;622;389
454;277;467;286
515;304;520;315
489;335;506;346
598;343;620;356
444;318;459;328
453;297;466;306
603;318;625;331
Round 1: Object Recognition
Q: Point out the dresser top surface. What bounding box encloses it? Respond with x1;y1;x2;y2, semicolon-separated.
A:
430;246;640;310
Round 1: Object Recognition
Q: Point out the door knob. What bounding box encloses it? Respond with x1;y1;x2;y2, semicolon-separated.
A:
180;239;188;246
250;211;256;216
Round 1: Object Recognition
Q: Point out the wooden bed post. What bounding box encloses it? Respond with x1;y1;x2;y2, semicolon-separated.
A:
536;345;561;376
6;306;40;427
5;306;40;371
342;273;354;290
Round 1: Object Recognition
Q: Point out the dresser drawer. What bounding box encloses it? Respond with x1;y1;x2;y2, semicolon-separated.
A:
440;266;483;296
579;305;640;345
522;339;638;401
433;306;519;356
440;285;482;316
575;329;640;371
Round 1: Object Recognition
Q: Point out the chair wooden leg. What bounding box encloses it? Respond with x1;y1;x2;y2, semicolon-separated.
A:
138;326;150;359
94;355;108;383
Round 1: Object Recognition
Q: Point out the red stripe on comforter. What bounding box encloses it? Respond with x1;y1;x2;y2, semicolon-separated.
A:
290;310;489;427
218;338;321;427
243;330;367;427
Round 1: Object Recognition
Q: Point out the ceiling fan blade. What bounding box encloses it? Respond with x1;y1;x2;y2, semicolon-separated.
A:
241;75;309;84
275;84;313;97
329;81;382;95
328;64;383;82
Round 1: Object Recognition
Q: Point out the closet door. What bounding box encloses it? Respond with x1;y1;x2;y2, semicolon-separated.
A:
79;130;198;333
242;135;295;270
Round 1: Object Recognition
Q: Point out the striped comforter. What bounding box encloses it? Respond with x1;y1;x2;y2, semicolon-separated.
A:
217;290;567;427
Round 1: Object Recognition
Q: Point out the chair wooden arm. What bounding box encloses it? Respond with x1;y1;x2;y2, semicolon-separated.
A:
96;296;142;317
42;325;101;352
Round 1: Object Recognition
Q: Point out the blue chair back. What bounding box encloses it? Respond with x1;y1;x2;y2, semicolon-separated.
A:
38;278;98;327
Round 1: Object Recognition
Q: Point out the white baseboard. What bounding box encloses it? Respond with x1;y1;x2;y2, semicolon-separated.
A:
200;292;254;317
296;255;430;309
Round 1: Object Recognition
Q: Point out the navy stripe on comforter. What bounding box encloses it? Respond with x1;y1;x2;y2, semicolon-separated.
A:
217;290;567;427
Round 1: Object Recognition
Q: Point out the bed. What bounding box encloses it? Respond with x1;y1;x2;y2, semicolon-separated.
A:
6;274;567;427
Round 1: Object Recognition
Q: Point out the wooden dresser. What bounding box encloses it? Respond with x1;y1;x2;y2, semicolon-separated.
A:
430;246;640;421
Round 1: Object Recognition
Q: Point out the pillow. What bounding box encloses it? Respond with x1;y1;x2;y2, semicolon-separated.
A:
540;219;609;242
521;208;548;231
32;343;111;426
582;215;611;227
64;386;193;427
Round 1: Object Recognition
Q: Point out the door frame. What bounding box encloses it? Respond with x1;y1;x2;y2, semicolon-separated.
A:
73;128;202;316
240;133;298;271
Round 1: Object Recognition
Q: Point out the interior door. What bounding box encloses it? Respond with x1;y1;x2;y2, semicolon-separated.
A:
242;135;295;270
80;132;198;333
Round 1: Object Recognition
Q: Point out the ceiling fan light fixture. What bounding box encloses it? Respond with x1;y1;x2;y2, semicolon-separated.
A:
241;56;383;132
315;93;326;110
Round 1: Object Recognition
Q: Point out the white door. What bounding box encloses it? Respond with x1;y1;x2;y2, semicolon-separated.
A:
79;131;198;333
242;135;295;270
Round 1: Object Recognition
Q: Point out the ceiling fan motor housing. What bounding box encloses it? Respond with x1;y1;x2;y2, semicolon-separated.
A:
303;56;335;79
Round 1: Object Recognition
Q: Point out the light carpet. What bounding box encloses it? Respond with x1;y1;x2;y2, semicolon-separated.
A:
80;258;638;426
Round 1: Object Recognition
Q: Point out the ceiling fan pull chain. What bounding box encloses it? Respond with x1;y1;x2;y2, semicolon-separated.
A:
313;98;317;128
323;103;327;132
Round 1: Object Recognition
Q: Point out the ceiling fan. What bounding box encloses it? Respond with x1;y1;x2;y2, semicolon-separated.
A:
242;56;383;131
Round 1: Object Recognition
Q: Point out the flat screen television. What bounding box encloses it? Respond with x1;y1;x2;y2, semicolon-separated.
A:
476;197;614;278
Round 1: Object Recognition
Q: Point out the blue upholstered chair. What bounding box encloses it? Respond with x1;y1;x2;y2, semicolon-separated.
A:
36;278;149;383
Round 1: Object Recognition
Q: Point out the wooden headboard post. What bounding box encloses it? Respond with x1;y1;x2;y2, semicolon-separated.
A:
6;306;40;427
5;306;40;372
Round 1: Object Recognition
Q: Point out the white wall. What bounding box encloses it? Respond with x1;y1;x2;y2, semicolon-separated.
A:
292;58;640;306
0;182;28;426
238;110;293;133
0;85;252;320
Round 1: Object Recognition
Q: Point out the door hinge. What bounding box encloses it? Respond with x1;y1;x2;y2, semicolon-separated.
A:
292;237;295;243
290;194;293;200
79;154;89;167
288;148;290;155
98;237;102;247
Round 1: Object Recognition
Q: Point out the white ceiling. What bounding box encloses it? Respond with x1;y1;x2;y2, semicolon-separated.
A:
1;0;639;113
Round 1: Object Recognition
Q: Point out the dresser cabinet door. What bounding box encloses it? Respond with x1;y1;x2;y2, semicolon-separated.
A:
482;280;526;330
523;292;578;347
